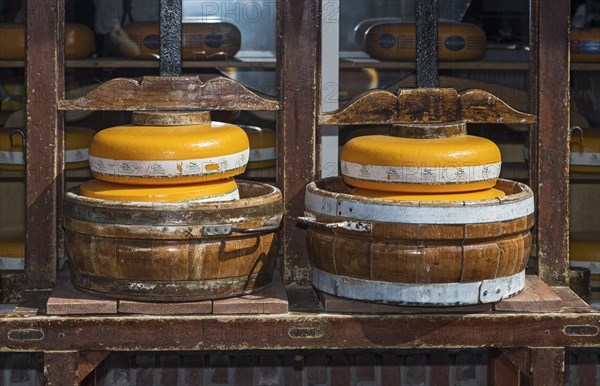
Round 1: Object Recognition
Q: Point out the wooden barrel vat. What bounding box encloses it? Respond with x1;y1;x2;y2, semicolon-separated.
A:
64;181;282;301
302;177;534;306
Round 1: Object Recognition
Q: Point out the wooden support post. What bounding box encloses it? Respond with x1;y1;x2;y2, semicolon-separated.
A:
489;348;530;386
77;351;110;384
278;0;320;286
44;351;79;386
529;0;571;286
529;348;565;386
25;0;65;289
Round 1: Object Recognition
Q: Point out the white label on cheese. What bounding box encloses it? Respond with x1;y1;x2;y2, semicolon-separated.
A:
340;160;501;185
89;149;249;179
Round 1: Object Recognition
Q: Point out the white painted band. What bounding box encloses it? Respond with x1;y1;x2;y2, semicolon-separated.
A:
0;257;24;270
305;186;534;224
312;267;525;306
0;148;89;165
570;260;600;275
89;148;249;179
249;147;276;162
340;160;501;185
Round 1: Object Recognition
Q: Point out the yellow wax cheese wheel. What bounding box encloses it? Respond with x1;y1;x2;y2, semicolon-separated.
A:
89;121;249;185
570;128;600;173
242;125;276;169
0;23;95;60
571;28;600;63
79;178;239;203
570;235;600;279
119;22;241;60
352;187;506;202
340;135;502;193
0;233;24;270
362;22;486;62
0;126;95;170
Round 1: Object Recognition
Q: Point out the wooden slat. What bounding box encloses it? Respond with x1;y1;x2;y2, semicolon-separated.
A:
529;348;565;386
58;76;279;111
529;0;571;286
25;0;64;290
3;313;600;352
118;300;212;315
553;287;593;313
46;270;117;315
277;0;319;286
318;292;492;314
494;275;562;312
212;273;288;314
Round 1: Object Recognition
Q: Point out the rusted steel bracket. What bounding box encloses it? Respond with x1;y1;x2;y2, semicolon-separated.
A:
57;76;280;111
319;88;536;126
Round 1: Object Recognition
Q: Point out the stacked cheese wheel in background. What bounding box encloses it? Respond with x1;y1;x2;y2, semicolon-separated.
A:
0;23;95;60
356;20;486;62
119;22;241;60
340;123;504;201
571;28;600;63
0;126;95;170
84;111;249;203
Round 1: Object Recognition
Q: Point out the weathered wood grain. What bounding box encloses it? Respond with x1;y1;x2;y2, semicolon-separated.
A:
494;275;562;312
277;0;319;287
25;0;64;290
58;76;280;111
319;88;535;126
46;269;117;315
529;0;571;286
212;272;288;314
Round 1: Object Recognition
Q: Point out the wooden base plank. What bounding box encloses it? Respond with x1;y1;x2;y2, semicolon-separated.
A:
552;287;593;313
48;267;288;315
494;275;562;312
46;269;117;315
318;292;492;314
118;299;212;315
212;273;288;314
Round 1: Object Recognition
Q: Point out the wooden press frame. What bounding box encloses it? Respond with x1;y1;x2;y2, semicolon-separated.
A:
0;0;598;384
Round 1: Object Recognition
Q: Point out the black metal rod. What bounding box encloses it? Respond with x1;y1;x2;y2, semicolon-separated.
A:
415;0;439;88
160;0;182;76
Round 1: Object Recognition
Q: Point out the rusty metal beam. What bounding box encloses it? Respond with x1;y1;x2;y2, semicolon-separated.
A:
277;0;320;286
159;0;182;75
1;313;599;352
529;0;571;286
415;0;438;88
25;0;65;289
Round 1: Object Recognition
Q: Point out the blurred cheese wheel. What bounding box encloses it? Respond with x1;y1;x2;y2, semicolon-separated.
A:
340;135;501;193
0;126;95;170
79;178;239;203
570;234;600;280
0;23;95;60
89;121;249;185
119;22;241;60
361;22;486;61
571;128;600;173
241;125;276;170
571;28;600;63
0;233;24;270
352;187;506;201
